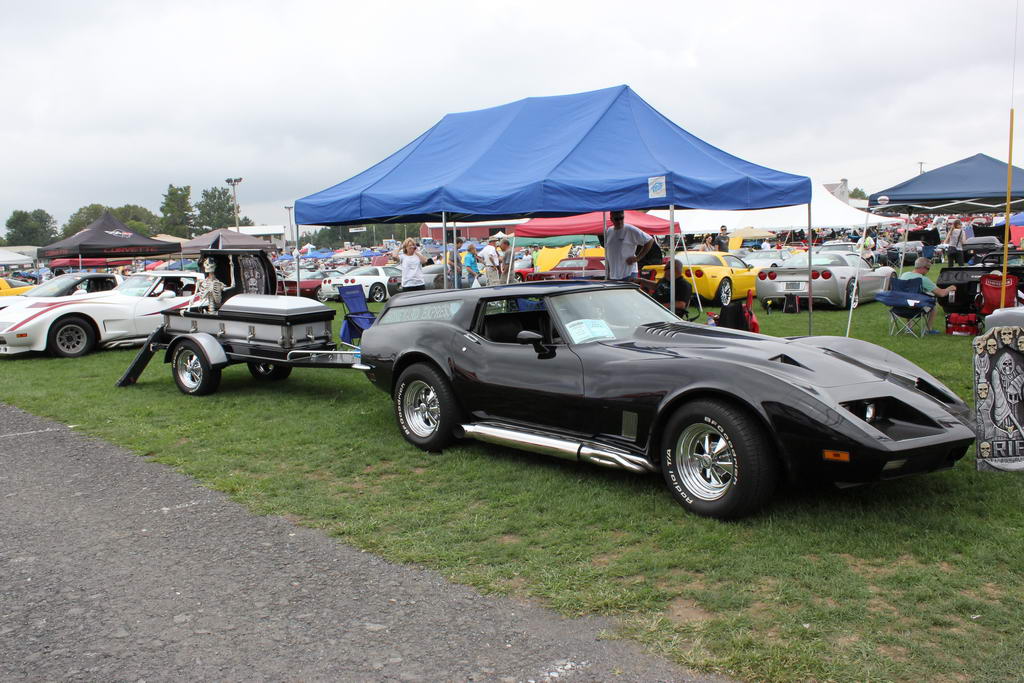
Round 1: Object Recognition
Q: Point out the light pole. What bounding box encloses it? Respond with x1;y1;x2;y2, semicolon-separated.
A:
225;177;243;231
285;205;299;298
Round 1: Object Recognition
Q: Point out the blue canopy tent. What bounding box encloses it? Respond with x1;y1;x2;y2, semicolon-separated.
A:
296;85;810;225
295;85;814;327
992;212;1024;227
869;153;1024;214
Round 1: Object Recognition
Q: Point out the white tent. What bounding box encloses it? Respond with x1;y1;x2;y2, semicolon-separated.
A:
651;182;903;234
0;248;33;266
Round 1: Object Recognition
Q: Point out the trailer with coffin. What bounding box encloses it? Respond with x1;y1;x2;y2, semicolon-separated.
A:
116;248;368;395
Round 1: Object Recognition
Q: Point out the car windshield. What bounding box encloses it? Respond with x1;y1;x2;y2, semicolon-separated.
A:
819;244;856;251
116;274;158;297
553;259;593;269
548;288;678;344
23;274;85;297
673;254;721;266
348;266;378;276
784;254;848;268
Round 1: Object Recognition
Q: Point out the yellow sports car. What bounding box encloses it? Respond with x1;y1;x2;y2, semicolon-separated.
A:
640;251;758;306
0;277;35;297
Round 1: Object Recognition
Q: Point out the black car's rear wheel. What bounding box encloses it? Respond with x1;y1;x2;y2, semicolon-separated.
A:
715;278;733;306
247;362;292;381
394;363;458;451
661;399;777;519
172;340;221;396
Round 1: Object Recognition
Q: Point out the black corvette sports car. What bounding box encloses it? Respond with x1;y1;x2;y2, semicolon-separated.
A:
359;281;974;519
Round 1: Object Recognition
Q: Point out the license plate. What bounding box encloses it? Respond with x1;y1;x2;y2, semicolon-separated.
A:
785;282;804;290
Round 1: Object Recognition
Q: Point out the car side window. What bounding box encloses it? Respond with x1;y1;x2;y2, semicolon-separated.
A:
723;255;746;268
476;296;560;345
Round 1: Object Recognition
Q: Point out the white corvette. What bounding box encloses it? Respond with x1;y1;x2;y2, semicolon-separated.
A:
0;271;200;357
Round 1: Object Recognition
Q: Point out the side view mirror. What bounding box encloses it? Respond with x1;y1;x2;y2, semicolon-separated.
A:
157;290;176;299
516;329;547;354
72;289;88;295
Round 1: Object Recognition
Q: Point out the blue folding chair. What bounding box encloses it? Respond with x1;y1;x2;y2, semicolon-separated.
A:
876;276;935;337
338;285;376;345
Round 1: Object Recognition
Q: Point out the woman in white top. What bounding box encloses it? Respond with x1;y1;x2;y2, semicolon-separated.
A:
392;238;428;291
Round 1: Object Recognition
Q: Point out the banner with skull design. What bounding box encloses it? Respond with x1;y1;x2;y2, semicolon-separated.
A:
974;327;1024;472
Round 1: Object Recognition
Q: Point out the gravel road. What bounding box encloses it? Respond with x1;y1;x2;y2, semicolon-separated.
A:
0;403;724;682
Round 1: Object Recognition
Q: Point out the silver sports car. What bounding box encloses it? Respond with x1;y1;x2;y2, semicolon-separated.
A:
755;252;894;309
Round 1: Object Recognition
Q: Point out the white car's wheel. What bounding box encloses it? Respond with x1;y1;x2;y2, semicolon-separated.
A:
369;283;387;302
47;316;96;358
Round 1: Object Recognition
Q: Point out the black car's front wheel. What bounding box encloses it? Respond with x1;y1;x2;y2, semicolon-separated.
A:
394;363;459;451
660;399;777;519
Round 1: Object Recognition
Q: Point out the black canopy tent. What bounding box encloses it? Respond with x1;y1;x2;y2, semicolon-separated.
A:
182;228;272;256
39;211;182;260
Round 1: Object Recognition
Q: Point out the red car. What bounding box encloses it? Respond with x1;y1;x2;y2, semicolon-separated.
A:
277;270;325;299
525;256;606;281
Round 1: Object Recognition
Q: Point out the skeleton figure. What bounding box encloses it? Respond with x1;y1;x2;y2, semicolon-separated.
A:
195;258;225;311
1017;335;1024;353
1001;327;1016;347
978;441;992;459
974;337;987;355
987;337;998;355
990;353;1024;436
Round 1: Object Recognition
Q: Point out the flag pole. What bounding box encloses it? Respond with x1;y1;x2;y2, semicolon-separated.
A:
1002;108;1016;308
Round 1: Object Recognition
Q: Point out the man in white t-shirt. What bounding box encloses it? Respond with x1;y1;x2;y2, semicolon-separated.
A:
479;236;501;285
604;210;654;281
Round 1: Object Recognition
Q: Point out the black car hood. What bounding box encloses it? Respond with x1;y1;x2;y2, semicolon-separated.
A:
599;322;956;395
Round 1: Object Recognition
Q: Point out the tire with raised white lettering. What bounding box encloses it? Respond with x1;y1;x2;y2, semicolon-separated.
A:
661;399;776;519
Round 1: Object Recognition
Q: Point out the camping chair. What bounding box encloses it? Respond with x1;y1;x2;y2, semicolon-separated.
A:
337;285;376;346
876;277;935;338
976;273;1020;315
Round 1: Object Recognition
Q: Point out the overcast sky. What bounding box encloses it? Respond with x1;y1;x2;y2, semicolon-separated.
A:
1;0;1020;236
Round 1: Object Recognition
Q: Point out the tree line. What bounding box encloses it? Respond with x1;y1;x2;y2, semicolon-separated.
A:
1;184;255;247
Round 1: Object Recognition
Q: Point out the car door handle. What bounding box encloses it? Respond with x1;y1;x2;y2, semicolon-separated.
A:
463;332;482;344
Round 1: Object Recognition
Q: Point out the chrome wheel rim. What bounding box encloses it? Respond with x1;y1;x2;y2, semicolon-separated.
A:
56;324;87;354
719;281;732;306
316;287;328;302
253;363;274;376
675;423;736;501
403;380;440;437
175;349;203;390
849;284;859;309
371;286;385;302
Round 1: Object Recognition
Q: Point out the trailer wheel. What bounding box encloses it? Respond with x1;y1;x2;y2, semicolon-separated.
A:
172;340;221;396
247;362;292;381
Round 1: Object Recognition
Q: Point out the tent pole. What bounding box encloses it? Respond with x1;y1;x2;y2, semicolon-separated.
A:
897;219;909;278
807;204;814;336
1002;107;1016;308
506;234;516;284
441;212;448;290
669;205;676;315
602;212;609;281
678;226;702;318
845;206;872;336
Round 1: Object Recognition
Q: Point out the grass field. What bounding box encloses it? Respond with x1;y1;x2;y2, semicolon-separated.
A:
1;279;1022;682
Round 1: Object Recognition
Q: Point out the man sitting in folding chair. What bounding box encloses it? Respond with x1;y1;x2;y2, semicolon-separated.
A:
337;285;377;346
877;257;954;336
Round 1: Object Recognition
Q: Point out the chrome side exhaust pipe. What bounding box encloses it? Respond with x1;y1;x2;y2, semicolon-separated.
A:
459;422;655;474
